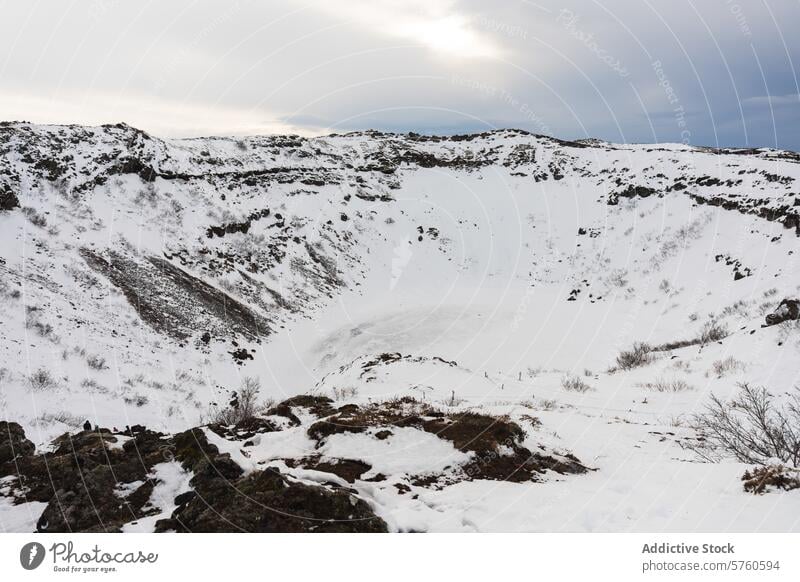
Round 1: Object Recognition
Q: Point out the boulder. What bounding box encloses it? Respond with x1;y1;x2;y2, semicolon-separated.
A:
156;466;387;533
0;189;19;211
0;421;35;466
765;298;800;326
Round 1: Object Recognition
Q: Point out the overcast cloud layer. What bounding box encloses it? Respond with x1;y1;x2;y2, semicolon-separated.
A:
1;0;798;149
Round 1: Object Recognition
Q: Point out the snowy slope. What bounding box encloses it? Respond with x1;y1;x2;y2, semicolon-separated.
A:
1;122;799;532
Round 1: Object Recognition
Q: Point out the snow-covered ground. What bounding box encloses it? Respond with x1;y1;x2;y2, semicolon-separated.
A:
1;123;799;531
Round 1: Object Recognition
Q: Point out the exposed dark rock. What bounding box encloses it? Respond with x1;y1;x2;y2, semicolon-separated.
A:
170;427;225;473
34;158;67;180
608;185;658;205
1;390;588;533
690;193;800;236
0;425;171;532
765;298;800;326
206;208;271;239
1;421;386;533
80;248;271;341
279;395;335;417
174;490;197;506
157;467;387;533
108;156;158;182
714;253;752;281
263;395;336;429
375;429;392;440
297;457;372;483
0;189;19;211
207;417;277;441
230;348;254;364
0;421;35;465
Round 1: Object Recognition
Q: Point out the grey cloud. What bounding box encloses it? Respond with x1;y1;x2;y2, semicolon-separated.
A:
0;0;798;149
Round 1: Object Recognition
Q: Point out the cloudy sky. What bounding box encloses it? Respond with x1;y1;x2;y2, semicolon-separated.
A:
1;0;799;149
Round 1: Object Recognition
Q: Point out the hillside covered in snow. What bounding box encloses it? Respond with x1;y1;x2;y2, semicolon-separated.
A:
1;121;800;532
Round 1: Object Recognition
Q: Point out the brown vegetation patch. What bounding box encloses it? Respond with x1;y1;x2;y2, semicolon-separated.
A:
265;395;336;427
305;399;588;484
742;465;800;494
306;397;424;442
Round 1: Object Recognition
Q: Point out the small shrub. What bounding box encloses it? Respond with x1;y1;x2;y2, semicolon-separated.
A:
672;360;691;372
175;369;192;382
29;320;53;338
21;206;47;227
709;357;744;379
28;368;57;391
86;354;108;370
65;264;100;289
651;337;693;351
638;378;693;392
561;374;592;393
615;342;653;370
608;269;629;288
644;319;728;356
693;383;800;466
742;465;800;494
539;399;559;411
777;318;800;337
699;320;728;345
25;306;54;338
519;414;542;429
209;376;262;425
124;394;149;407
443;390;465;407
721;300;748;318
123;373;145;387
34;411;84;429
332;386;359;400
79;378;107;393
134;183;158;206
526;366;543;378
668;414;687;427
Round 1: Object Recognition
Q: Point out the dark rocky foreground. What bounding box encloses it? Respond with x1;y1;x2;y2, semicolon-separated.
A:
0;395;587;533
0;417;385;533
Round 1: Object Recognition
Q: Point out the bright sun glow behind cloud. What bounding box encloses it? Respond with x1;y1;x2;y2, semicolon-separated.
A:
301;0;501;59
402;14;498;59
